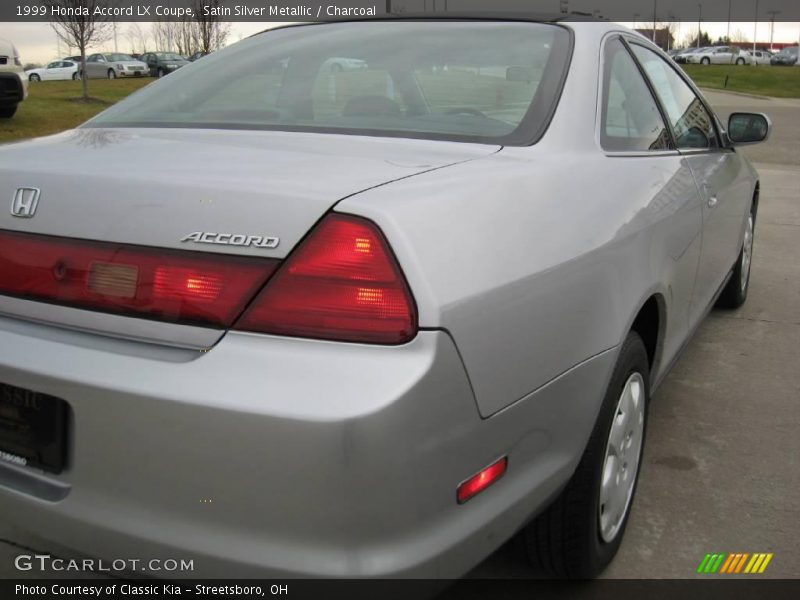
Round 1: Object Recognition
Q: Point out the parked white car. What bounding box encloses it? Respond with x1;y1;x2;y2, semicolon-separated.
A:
25;60;80;82
688;46;751;65
0;38;27;118
747;50;774;65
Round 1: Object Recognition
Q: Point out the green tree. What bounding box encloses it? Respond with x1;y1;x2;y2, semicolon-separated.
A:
687;31;713;48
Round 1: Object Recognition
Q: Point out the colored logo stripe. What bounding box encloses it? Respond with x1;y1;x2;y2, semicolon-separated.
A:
698;553;773;574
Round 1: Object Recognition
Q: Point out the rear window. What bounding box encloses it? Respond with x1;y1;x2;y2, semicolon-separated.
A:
87;21;572;145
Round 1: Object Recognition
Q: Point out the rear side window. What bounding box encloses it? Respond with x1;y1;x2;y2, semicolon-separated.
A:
601;38;670;152
629;44;720;150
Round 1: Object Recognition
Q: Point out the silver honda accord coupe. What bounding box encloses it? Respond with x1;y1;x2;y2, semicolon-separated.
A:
0;17;769;579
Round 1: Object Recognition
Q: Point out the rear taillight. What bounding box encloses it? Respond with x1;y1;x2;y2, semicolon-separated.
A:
0;230;277;327
235;213;417;344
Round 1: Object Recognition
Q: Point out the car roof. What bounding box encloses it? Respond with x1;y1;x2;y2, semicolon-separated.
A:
254;13;625;38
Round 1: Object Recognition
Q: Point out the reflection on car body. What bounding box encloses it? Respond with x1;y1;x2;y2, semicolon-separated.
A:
0;17;768;579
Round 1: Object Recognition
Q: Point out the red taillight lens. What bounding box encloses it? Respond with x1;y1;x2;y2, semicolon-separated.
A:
0;230;277;327
235;214;417;344
457;457;508;504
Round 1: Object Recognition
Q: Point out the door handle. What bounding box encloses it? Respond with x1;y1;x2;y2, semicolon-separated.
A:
703;184;718;208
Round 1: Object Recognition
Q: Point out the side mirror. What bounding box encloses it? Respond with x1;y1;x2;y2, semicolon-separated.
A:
727;112;771;145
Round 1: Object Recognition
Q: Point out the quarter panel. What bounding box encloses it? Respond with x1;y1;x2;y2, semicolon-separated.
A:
340;148;703;416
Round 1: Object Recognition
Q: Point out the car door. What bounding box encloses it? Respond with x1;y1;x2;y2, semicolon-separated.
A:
52;61;69;80
711;47;728;64
143;54;157;76
630;43;752;325
42;61;60;81
601;36;703;367
87;54;105;78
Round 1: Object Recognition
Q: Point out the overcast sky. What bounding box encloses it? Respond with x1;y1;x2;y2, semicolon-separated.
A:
1;20;798;65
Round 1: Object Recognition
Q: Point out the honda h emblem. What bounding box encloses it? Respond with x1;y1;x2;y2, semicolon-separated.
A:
11;188;40;218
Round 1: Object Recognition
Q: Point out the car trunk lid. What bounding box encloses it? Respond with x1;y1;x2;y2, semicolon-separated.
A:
0;127;498;346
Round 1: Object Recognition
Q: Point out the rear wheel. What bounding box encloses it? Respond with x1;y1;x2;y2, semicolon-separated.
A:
701;57;711;65
524;332;649;578
736;57;746;65
29;73;40;82
716;209;755;309
0;105;17;119
107;69;116;79
72;72;79;80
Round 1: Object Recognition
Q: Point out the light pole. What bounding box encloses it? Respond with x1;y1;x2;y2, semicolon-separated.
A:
727;0;732;42
652;0;658;44
697;3;702;49
767;11;781;51
753;0;760;55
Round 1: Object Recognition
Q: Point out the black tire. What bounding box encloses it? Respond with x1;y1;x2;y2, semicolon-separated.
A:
72;72;79;80
701;57;711;65
107;69;116;79
157;68;165;78
716;207;756;309
524;332;650;578
0;105;17;119
736;58;745;65
29;73;40;82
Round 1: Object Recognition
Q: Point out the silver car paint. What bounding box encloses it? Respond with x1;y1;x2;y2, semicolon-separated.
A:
0;21;758;577
84;54;149;79
343;25;754;416
0;318;615;577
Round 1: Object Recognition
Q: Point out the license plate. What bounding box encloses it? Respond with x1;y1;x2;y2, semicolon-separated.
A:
0;382;68;474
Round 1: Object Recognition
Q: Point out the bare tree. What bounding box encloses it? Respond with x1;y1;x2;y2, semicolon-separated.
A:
152;20;181;53
150;2;230;57
47;0;111;100
731;29;750;44
125;22;150;55
192;0;232;54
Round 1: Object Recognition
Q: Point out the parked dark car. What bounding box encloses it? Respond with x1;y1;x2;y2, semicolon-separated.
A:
140;52;190;77
771;46;799;66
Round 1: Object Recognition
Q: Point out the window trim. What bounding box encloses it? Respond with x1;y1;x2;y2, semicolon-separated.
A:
624;37;732;155
597;33;678;157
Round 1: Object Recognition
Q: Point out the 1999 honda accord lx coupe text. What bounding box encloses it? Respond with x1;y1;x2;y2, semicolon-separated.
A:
0;17;770;579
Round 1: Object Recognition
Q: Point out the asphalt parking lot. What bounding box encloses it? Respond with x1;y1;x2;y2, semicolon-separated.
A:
0;89;798;581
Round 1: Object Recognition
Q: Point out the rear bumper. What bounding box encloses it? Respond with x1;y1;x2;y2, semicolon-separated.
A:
0;316;615;578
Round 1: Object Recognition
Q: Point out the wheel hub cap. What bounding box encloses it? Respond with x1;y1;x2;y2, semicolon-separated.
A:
599;372;645;543
741;214;754;292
